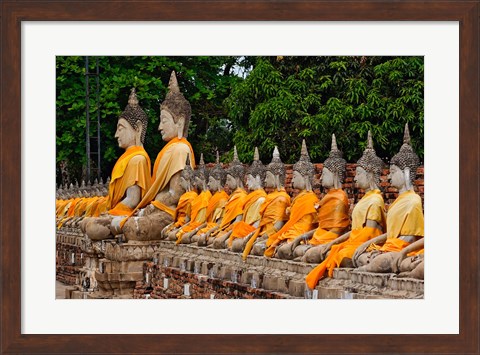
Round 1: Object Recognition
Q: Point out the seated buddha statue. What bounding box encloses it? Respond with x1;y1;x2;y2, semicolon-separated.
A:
264;140;320;258
186;151;229;245
219;147;267;251
352;124;424;273
81;88;152;240
196;146;247;247
277;134;350;260
305;131;387;289
240;146;291;258
161;155;197;240
121;71;196;241
175;154;212;244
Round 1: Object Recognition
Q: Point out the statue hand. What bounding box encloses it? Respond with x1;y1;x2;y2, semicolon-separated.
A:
352;242;371;268
319;243;333;260
391;251;406;273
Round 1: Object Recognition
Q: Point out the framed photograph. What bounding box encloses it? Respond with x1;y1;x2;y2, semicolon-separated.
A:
1;1;478;354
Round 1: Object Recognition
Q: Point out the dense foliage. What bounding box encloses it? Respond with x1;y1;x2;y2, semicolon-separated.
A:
56;56;423;185
225;56;424;164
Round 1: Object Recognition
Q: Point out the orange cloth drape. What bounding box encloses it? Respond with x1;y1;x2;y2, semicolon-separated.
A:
176;190;212;243
227;189;267;247
194;190;229;236
309;189;350;246
120;138;195;227
242;189;291;260
106;146;151;211
172;190;198;227
264;190;319;258
305;189;386;289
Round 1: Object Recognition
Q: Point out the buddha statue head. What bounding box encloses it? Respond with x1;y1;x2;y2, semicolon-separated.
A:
321;134;346;190
355;130;384;191
265;146;286;191
179;154;195;192
208;151;226;192
159;71;191;141
194;153;208;191
115;88;148;149
226;146;245;190
246;147;266;191
292;140;314;191
389;124;420;192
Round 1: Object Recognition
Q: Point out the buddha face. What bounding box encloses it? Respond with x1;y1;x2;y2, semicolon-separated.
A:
115;118;136;149
388;164;405;190
195;176;205;190
292;171;306;190
354;166;369;190
321;167;334;188
226;174;238;190
264;171;276;188
159;109;182;142
208;176;221;191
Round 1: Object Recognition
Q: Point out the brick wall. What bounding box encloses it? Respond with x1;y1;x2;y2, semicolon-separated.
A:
56;236;85;285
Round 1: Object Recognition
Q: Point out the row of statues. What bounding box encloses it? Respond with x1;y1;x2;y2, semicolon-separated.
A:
56;71;424;291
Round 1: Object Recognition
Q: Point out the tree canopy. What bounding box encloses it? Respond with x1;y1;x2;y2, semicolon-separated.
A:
56;56;423;185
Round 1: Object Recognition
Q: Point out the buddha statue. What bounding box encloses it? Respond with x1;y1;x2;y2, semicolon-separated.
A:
264;140;320;258
224;147;267;251
121;71;196;241
241;146;291;259
305;131;387;289
277;134;350;260
161;155;197;240
197;146;247;247
175;154;212;244
352;124;424;273
80;88;151;240
186;151;229;245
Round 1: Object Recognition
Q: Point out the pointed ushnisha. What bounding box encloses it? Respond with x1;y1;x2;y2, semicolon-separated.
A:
211;150;226;185
403;123;411;145
248;147;266;182
128;87;139;107
181;153;195;183
168;71;180;94
227;145;245;181
324;133;346;183
357;130;383;184
254;147;260;161
267;146;286;186
293;140;314;185
215;150;220;164
199;153;205;166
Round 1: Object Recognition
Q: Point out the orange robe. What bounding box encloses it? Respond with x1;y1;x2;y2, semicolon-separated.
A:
106;146;151;216
208;188;247;239
264;190;319;258
309;189;350;246
371;190;424;252
176;190;212;243
194;190;229;235
306;189;386;289
121;138;194;226
173;190;198;227
227;189;267;247
242;189;291;260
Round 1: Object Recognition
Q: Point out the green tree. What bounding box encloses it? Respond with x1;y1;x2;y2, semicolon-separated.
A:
225;56;424;164
56;56;245;185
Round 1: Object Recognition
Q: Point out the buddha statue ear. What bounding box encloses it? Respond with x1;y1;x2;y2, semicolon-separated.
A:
305;176;312;191
176;115;185;139
333;171;341;189
275;175;281;191
134;120;143;146
404;167;412;190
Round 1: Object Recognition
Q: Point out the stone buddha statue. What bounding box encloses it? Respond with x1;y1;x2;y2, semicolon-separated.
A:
225;147;268;251
197;146;247;247
277;134;350;261
175;154;212;244
122;71;196;241
305;131;387;289
352;124;424;273
241;146;291;258
187;151;229;245
264;140;320;258
161;154;197;240
81;88;151;240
